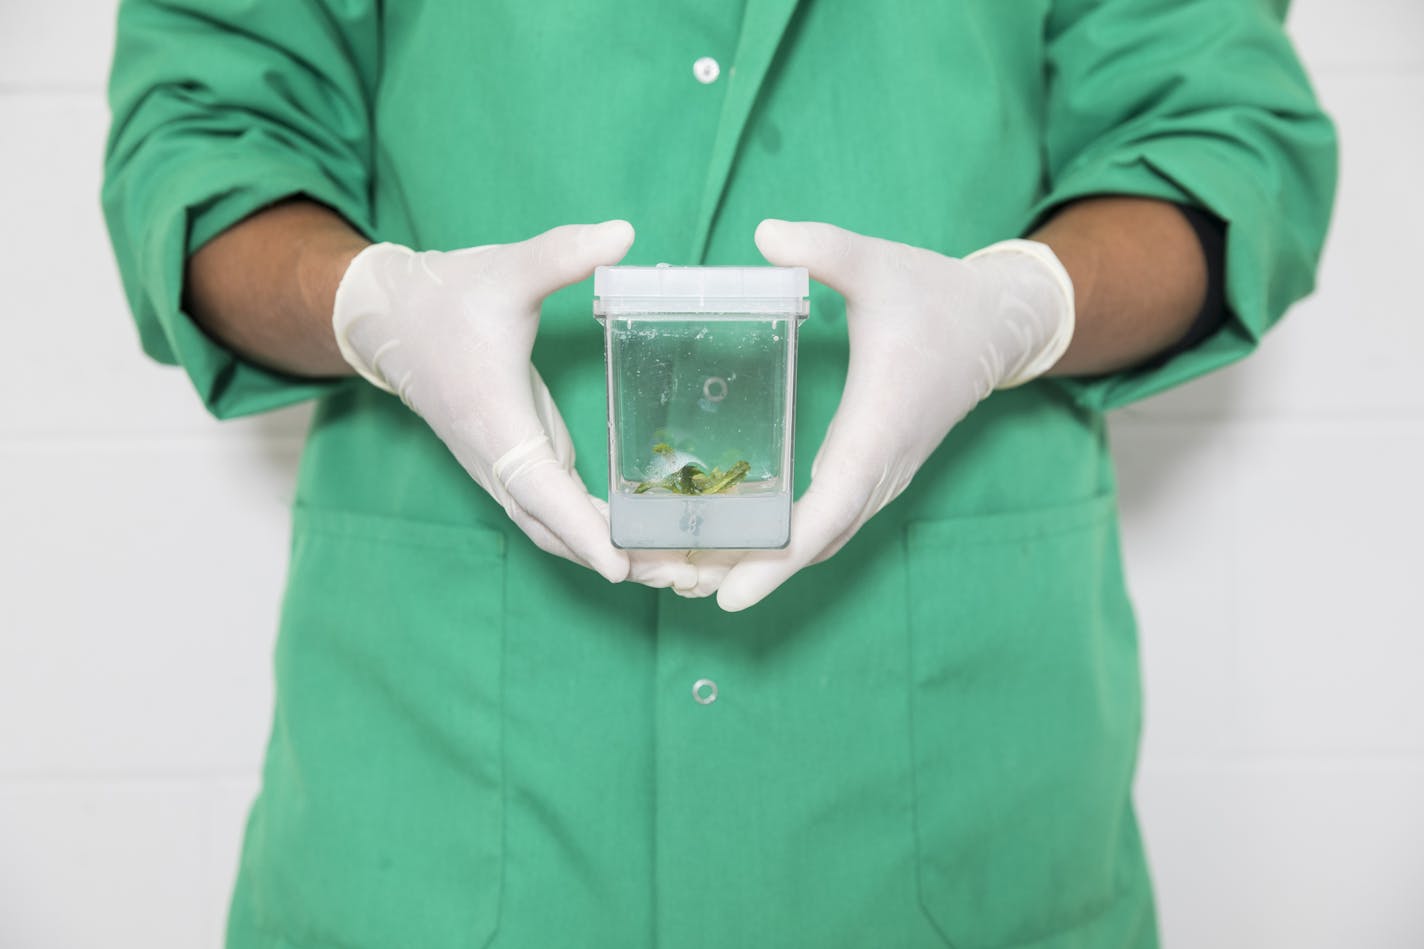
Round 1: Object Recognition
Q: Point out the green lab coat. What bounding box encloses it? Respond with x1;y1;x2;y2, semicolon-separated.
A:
103;1;1336;946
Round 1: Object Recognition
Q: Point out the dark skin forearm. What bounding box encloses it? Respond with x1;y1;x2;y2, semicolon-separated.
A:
183;199;369;377
1032;195;1208;376
182;195;1206;380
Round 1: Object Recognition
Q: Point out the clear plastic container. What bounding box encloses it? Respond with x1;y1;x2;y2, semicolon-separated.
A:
594;264;809;549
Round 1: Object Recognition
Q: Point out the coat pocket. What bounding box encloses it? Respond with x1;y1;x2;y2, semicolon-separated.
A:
905;494;1141;948
245;506;506;949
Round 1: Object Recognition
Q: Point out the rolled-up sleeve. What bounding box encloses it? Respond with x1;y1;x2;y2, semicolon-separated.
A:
102;0;378;418
1030;0;1339;411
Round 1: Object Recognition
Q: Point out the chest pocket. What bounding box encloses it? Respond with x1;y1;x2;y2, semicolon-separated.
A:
242;506;505;949
905;494;1143;948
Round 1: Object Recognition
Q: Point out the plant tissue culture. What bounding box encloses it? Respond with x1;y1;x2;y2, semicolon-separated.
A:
595;266;807;550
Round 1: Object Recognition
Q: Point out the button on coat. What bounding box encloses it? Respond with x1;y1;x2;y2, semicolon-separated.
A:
693;56;721;84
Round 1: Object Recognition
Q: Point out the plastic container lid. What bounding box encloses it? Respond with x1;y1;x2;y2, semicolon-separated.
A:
594;264;809;318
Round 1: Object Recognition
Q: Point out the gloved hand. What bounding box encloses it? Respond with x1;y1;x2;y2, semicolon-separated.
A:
332;221;697;591
712;220;1075;611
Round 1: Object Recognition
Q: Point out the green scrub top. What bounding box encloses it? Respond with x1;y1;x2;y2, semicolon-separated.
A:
103;2;1336;947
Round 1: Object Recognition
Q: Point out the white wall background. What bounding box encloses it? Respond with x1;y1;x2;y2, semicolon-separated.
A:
1;2;1420;946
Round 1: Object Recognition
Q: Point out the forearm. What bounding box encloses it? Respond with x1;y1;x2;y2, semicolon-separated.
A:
184;199;371;377
184;195;1207;381
1031;196;1208;377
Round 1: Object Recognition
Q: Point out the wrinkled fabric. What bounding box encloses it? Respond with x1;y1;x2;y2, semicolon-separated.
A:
103;1;1336;946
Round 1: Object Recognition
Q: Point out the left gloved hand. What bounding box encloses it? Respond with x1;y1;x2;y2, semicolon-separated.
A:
331;223;697;592
709;220;1075;611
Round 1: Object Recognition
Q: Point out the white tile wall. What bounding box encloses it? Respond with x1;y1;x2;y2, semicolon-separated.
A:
1;5;302;942
0;441;298;778
1138;762;1424;948
0;2;116;90
0;782;209;947
1;1;1421;947
1229;421;1424;758
1287;0;1424;71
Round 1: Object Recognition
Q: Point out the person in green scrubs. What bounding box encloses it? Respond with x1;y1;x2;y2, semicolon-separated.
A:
103;2;1336;946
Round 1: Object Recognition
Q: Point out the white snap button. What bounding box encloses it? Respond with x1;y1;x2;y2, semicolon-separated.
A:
693;678;718;705
693;57;721;84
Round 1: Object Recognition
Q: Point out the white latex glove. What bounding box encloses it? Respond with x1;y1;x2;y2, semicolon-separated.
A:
714;220;1075;612
332;221;697;591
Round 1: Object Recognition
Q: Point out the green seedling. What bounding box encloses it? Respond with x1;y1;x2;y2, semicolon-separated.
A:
635;459;750;495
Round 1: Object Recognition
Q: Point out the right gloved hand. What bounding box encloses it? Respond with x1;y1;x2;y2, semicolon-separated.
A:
331;221;697;591
710;220;1075;611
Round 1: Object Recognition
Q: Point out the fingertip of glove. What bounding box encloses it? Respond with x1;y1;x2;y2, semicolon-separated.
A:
753;219;792;262
595;551;632;584
668;564;699;592
715;582;758;613
592;219;635;256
